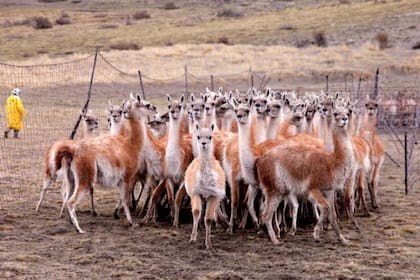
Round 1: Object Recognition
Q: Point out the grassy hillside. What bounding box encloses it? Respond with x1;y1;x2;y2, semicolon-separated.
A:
0;0;419;60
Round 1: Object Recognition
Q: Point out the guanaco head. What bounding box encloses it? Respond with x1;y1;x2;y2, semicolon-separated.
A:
148;112;169;138
235;89;251;105
290;101;306;126
232;99;252;125
167;94;184;120
81;110;99;132
106;100;124;127
195;122;215;152
333;108;350;128
252;94;268;116
215;94;234;118
365;95;378;116
204;94;217;116
319;94;336;118
266;99;282;118
304;97;319;121
190;93;205;120
126;93;157;119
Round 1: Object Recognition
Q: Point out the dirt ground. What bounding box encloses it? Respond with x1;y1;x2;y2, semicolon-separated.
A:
0;137;419;280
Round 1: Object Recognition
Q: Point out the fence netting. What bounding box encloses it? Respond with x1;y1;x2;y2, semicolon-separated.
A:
0;50;418;208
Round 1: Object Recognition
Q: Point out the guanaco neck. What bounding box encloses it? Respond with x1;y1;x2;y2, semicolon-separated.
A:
123;115;143;153
331;126;352;168
361;113;377;143
318;115;334;151
251;112;267;145
267;114;282;140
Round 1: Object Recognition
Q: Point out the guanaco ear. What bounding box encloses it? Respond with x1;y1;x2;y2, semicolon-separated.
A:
230;97;239;109
204;95;208;103
248;97;253;108
129;92;136;102
227;91;233;101
218;87;223;94
136;94;141;103
206;87;211;94
179;95;184;104
107;100;114;107
265;88;271;98
210;123;215;132
190;93;195;103
167;94;172;103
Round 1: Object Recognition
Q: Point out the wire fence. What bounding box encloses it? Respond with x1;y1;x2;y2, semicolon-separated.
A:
0;49;418;208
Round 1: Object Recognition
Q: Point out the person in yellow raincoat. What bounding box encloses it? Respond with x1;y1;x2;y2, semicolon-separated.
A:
4;88;26;139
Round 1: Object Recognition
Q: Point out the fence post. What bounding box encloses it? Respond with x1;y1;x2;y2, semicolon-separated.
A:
325;75;329;93
357;77;362;99
344;73;347;93
404;131;408;195
250;72;254;88
138;70;146;100
69;47;99;140
373;67;379;100
210;74;214;91
184;65;189;95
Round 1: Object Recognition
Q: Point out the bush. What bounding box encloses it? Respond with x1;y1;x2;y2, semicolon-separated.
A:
33;16;53;29
109;42;141;50
55;16;70;25
313;31;327;47
412;42;420;50
163;2;178;10
217;36;230;45
38;0;67;2
100;24;118;29
375;32;388;50
295;39;311;48
216;9;242;18
133;10;151;20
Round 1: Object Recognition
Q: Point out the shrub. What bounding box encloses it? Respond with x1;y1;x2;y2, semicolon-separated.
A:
100;24;118;29
133;10;151;20
295;39;311;48
216;9;242;18
33;16;53;29
279;25;297;31
38;0;67;2
375;32;388;49
313;31;327;47
55;16;70;25
412;42;420;50
109;42;141;50
217;36;230;45
163;2;178;10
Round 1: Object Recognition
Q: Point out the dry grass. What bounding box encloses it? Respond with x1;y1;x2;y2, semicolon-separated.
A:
0;0;418;60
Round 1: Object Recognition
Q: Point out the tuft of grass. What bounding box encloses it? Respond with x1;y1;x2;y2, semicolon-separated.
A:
313;30;327;47
55;16;71;25
133;11;151;20
162;2;178;10
33;16;53;29
279;24;297;31
109;42;141;50
216;9;242;18
375;32;388;50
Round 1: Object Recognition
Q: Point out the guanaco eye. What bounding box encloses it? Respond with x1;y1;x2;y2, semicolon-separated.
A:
168;105;171;109
202;104;205;108
197;136;201;140
178;105;182;109
209;136;212;140
334;112;339;117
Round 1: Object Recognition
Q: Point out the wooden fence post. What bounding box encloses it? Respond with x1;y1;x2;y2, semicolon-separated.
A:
138;70;146;100
184;65;189;95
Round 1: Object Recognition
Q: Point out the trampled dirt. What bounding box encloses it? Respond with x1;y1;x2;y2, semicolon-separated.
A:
0;150;419;279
